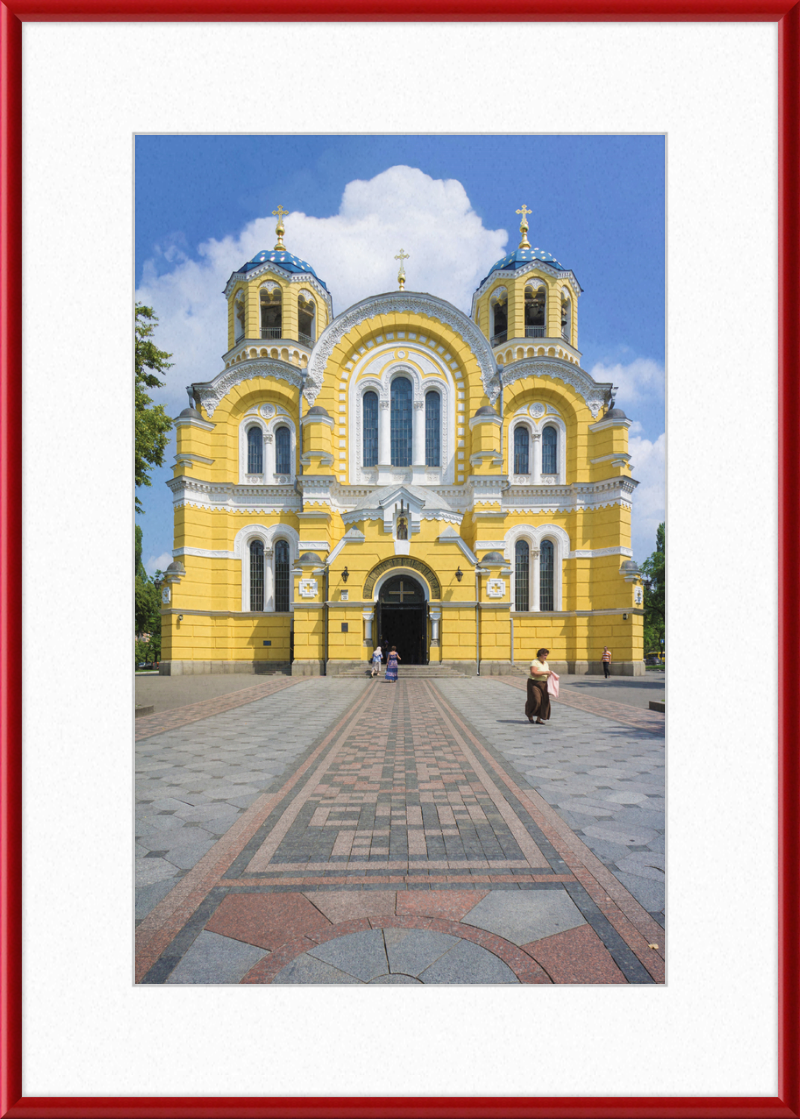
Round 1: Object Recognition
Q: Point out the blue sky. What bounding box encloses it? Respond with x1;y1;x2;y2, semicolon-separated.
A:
135;135;664;569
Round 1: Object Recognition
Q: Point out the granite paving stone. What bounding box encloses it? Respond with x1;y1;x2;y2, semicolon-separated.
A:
271;954;365;984
386;929;461;976
307;930;389;982
418;938;518;984
461;890;586;945
165;931;268;984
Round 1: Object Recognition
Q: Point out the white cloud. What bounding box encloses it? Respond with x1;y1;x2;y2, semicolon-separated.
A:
628;427;666;562
145;552;173;577
136;166;508;414
588;357;664;413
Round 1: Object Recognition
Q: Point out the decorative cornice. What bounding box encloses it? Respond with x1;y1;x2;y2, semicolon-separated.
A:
306;292;499;405
500;356;612;417
167;476;301;513
192;359;304;418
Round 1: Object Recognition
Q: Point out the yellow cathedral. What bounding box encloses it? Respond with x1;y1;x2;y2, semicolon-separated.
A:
159;206;645;677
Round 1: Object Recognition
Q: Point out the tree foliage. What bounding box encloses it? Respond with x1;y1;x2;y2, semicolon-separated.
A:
641;522;665;654
135;303;173;513
135;523;164;665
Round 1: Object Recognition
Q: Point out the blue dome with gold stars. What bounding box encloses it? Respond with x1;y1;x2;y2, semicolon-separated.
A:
479;245;565;288
239;249;328;292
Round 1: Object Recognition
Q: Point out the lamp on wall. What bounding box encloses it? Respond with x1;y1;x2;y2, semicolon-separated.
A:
178;615;183;623
455;567;463;582
342;567;350;583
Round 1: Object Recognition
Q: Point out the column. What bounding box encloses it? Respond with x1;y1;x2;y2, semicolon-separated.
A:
264;548;274;611
412;399;426;477
531;433;541;485
264;432;275;482
429;607;441;646
378;398;392;481
363;609;374;647
531;548;540;611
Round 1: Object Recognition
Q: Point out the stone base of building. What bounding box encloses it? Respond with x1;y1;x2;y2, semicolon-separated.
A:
159;660;291;676
291;660;327;676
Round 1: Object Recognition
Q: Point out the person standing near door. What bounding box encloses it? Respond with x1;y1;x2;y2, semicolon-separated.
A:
602;646;612;678
385;646;401;683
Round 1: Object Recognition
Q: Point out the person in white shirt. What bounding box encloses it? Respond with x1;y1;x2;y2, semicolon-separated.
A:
525;647;552;725
370;646;383;678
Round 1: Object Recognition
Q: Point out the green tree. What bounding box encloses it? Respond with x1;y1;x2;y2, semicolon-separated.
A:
135;303;173;514
641;522;665;654
135;523;164;666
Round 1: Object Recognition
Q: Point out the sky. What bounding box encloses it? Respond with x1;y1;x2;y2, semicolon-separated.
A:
135;135;665;572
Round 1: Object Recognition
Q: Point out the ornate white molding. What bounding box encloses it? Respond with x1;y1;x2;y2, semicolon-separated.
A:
306;292;499;405
500;357;611;417
193;359;304;418
568;546;634;559
167;477;301;513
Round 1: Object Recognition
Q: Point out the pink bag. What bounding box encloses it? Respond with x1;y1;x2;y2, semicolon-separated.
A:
547;671;560;699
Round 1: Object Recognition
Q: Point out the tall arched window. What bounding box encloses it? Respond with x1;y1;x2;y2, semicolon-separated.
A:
390;377;412;467
274;540;290;612
363;391;378;467
515;540;530;611
234;293;246;342
542;426;558;475
540;540;554;611
561;297;571;342
249;540;264;611
275;426;291;475
298;292;316;346
425;391;441;467
514;426;530;474
247;426;263;474
525;284;546;338
260;285;282;339
490;288;508;346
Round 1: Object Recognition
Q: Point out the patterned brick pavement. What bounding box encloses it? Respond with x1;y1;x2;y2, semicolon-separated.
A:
135;676;304;740
135;676;665;985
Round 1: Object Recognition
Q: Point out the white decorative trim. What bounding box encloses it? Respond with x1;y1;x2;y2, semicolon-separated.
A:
487;578;506;598
167;476;301;514
436;527;478;567
307;292;498;405
589;415;633;432
505;522;570;611
193;359;304;418
299;578;318;598
223;261;333;315
173;546;237;560
327;527;366;566
299;540;330;552
175;414;215;431
500;357;611;417
234;523;300;612
471;259;582;313
568;546;634;559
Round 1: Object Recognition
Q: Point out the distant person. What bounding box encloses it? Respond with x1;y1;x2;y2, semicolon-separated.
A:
385;646;401;683
370;646;383;678
526;648;552;725
602;646;612;678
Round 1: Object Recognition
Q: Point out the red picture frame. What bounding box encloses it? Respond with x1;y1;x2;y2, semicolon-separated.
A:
2;4;798;1117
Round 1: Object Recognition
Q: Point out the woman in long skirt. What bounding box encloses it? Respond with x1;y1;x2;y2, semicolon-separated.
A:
525;647;552;725
385;646;401;682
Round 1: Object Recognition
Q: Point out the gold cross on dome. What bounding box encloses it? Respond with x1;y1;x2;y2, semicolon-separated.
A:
516;204;532;249
272;205;288;250
395;248;409;291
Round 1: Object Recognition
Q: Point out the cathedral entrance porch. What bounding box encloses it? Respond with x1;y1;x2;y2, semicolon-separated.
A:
376;575;428;666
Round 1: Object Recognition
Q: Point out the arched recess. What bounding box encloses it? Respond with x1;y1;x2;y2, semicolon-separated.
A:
363;556;441;601
504;523;570;611
234;523;300;612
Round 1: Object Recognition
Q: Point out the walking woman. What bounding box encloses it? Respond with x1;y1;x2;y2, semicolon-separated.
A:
525;647;552;725
385;645;401;683
602;646;612;678
370;645;383;678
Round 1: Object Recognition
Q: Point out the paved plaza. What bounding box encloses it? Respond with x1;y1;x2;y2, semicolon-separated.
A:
135;673;665;985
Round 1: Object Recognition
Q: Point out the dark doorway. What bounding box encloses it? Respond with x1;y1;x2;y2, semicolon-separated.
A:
376;575;428;665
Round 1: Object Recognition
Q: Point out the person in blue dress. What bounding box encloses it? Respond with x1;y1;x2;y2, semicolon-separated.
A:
385;646;401;682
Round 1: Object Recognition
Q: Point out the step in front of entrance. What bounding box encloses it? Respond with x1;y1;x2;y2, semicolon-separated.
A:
334;664;469;678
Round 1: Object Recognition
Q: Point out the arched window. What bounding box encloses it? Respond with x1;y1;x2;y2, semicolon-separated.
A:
390;377;412;467
363;391;378;467
540;540;554;611
515;540;530;611
247;426;263;474
260;284;282;340
514;426;530;474
561;297;571;342
234;293;246;342
249;540;264;611
425;391;441;467
274;540;290;612
275;425;291;475
525;284;546;338
542;426;558;475
298;292;316;346
490;288;508;346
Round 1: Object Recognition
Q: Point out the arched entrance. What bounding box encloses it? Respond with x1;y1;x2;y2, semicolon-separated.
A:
376;575;428;665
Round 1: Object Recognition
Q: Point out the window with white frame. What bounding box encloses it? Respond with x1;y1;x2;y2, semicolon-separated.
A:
260;284;282;339
274;539;290;611
249;540;265;610
363;391;379;467
490;287;508;346
561;295;571;342
525;282;546;338
234;292;246;342
542;425;558;475
297;291;316;346
275;425;291;475
514;540;530;611
247;425;263;474
514;425;530;474
390;376;413;467
539;539;555;610
425;390;441;467
508;528;566;612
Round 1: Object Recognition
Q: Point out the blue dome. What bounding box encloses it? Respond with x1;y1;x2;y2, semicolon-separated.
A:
239;250;328;291
479;245;564;287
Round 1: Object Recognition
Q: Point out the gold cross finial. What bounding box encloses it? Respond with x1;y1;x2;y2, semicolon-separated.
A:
272;204;289;250
395;248;409;291
516;204;532;249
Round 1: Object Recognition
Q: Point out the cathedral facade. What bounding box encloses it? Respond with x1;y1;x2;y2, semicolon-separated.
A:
160;207;645;676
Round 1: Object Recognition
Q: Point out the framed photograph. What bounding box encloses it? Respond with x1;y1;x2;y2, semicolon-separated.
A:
1;3;797;1116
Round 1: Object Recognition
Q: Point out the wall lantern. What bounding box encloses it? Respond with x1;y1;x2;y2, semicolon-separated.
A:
455;567;463;582
342;566;350;583
178;615;184;623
